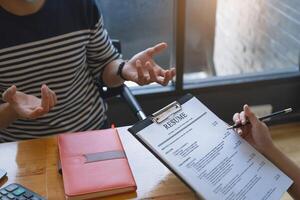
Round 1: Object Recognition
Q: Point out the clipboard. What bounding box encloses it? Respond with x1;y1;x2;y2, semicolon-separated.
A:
128;93;293;200
129;93;193;133
128;93;201;198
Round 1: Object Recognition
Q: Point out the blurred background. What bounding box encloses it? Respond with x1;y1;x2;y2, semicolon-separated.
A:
96;0;300;125
98;0;299;80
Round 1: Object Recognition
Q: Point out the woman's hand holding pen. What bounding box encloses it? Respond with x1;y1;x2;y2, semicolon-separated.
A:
234;105;300;199
232;105;274;155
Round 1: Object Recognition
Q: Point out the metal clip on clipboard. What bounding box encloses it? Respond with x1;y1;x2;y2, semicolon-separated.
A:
152;101;182;124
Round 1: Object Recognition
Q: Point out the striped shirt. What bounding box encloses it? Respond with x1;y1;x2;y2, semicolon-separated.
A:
0;0;120;142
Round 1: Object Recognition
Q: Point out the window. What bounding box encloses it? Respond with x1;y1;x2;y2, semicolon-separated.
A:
99;0;300;126
97;0;174;69
97;0;300;90
184;0;300;85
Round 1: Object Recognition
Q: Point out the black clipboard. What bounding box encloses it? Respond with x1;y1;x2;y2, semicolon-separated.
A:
128;93;294;200
128;93;203;199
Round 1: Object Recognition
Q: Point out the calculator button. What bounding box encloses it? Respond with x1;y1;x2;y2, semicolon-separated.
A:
12;188;26;196
23;192;33;198
0;189;8;195
2;196;10;200
5;184;18;192
7;193;15;199
31;197;41;200
16;197;27;200
16;196;27;200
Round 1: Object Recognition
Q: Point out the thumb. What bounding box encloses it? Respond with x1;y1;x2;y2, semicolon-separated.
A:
146;42;167;57
2;85;17;103
244;104;259;125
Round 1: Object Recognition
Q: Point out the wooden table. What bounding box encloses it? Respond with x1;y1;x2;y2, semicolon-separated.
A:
0;123;300;200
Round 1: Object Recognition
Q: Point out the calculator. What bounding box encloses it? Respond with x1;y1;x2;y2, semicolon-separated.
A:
0;183;45;200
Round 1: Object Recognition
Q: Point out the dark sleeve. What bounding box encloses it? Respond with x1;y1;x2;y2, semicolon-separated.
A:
85;0;121;79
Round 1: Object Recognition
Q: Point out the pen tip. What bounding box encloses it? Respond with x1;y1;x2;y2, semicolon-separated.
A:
285;108;293;113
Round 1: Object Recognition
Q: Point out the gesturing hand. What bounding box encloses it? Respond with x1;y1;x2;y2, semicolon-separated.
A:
2;84;57;120
123;42;176;86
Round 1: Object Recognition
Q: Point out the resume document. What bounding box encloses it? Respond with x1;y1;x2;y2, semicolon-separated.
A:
133;96;292;200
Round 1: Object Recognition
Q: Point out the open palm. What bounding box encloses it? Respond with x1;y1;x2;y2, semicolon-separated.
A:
2;85;57;119
123;43;176;86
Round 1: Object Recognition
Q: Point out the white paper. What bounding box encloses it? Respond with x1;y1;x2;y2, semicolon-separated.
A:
136;97;293;200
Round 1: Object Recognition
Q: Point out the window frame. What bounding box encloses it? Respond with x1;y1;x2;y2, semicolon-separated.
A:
127;0;300;96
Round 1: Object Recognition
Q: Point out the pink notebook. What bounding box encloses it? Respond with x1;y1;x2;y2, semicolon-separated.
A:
58;129;137;200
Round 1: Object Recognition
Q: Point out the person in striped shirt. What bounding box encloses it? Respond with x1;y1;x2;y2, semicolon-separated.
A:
0;0;176;142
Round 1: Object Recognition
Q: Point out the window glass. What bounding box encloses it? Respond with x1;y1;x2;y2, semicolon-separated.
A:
184;0;300;83
96;0;174;69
